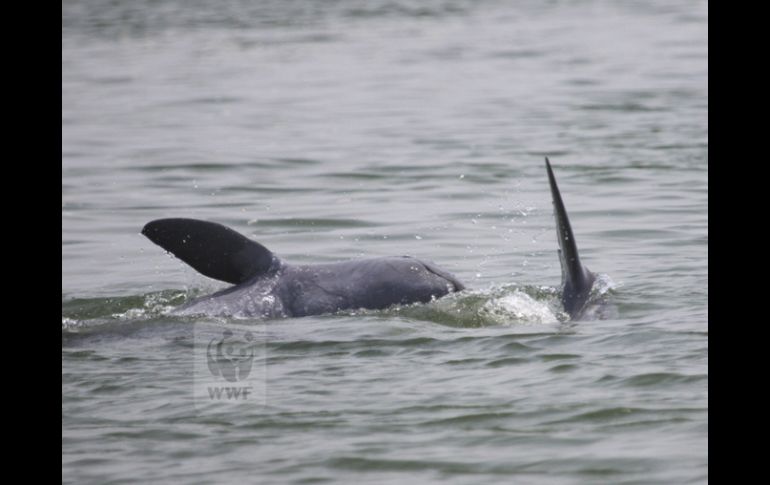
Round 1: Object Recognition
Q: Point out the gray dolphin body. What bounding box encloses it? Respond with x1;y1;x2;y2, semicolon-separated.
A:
142;159;595;319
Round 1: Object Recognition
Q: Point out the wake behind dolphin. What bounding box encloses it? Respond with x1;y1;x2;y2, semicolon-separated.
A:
142;159;597;320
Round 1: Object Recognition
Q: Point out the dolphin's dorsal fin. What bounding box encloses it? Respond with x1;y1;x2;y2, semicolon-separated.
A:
545;158;595;317
142;218;278;285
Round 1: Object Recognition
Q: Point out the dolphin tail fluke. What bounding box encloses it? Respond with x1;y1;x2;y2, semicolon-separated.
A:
142;218;279;285
545;158;595;317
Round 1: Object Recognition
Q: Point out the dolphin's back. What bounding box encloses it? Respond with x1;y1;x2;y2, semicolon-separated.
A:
278;257;463;317
168;256;462;318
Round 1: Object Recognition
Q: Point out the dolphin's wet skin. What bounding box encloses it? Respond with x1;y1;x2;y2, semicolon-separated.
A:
142;159;597;320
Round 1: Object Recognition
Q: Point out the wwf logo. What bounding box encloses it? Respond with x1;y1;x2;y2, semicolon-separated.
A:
206;330;256;382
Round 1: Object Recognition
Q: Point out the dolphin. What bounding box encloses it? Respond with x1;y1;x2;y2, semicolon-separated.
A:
142;158;596;319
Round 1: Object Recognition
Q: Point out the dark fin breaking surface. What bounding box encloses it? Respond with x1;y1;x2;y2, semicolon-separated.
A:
142;218;277;285
545;158;595;317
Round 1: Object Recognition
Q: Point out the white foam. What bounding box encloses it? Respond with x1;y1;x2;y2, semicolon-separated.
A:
479;290;560;325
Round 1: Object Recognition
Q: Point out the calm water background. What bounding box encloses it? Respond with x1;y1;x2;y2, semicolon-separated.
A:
62;1;708;483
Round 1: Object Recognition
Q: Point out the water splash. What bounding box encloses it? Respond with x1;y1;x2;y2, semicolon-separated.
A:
593;273;616;296
62;276;614;331
375;283;565;327
479;290;561;325
61;290;189;331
